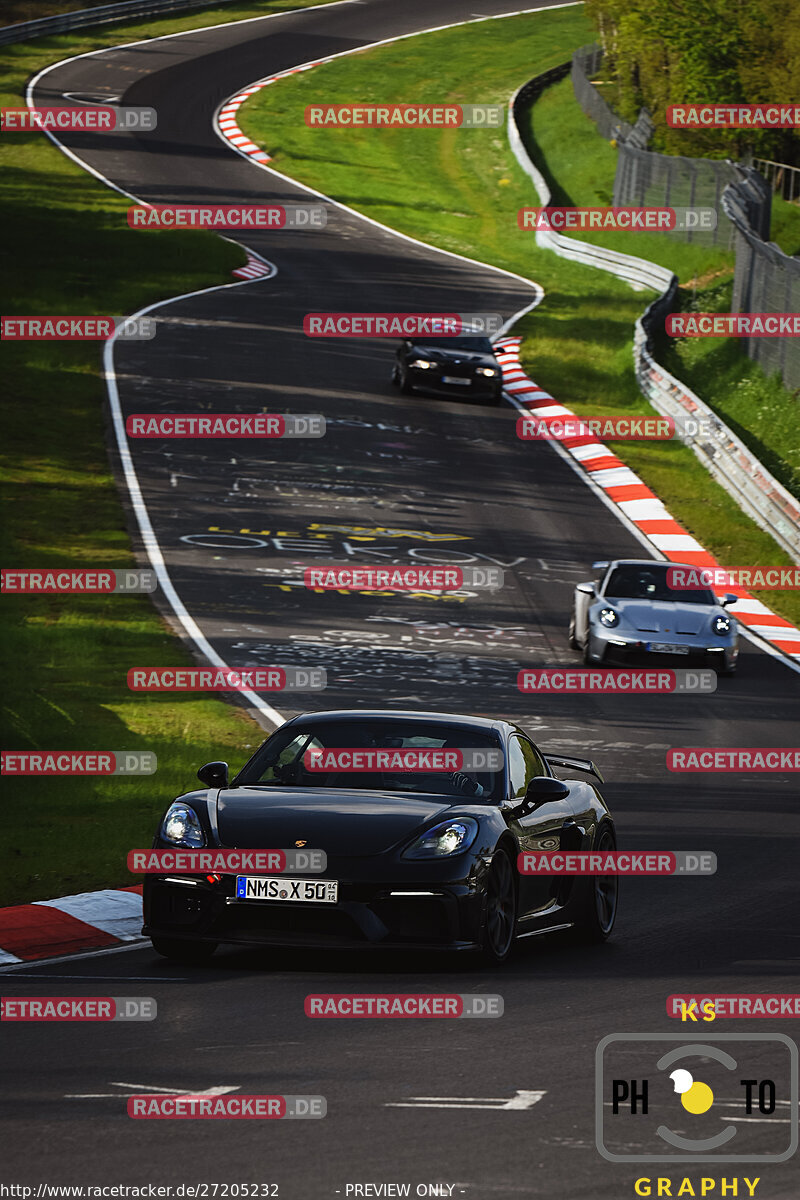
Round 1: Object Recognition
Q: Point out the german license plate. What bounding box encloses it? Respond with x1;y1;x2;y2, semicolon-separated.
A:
441;375;470;386
236;876;338;903
648;642;690;654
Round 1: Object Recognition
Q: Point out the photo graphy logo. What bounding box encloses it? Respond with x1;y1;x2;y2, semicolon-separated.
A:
596;1034;798;1163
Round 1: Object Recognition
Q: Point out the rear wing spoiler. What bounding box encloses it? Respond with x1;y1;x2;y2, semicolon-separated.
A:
543;753;604;784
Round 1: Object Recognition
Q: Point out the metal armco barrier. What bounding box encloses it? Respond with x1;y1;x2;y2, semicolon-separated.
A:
0;0;241;45
508;71;800;564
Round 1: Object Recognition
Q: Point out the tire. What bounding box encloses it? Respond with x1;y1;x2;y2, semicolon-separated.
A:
390;364;400;387
151;936;218;964
398;366;414;395
573;825;618;943
583;632;602;665
480;848;517;964
568;615;580;651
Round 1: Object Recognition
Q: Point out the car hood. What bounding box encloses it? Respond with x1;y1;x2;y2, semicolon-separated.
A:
409;344;497;368
216;787;457;855
603;599;721;634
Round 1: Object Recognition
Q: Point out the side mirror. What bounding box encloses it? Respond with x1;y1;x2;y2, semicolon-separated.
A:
591;561;609;572
576;582;595;596
720;594;738;608
197;760;229;789
518;775;570;814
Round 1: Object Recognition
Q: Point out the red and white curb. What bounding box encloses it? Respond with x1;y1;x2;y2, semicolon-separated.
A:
0;886;143;964
495;336;800;664
217;60;327;165
231;247;275;280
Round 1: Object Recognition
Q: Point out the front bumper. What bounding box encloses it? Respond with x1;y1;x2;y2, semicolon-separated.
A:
591;630;737;667
143;871;484;951
407;367;501;401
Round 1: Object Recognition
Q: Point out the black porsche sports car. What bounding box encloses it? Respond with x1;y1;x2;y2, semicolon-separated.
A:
391;335;503;403
143;709;618;965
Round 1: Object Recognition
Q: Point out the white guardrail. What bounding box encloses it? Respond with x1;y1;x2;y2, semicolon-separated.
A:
0;0;240;45
508;69;800;564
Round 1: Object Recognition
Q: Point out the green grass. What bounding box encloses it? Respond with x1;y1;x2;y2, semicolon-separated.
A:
237;7;800;629
0;0;345;906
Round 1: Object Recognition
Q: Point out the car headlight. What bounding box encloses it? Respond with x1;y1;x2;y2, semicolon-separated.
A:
712;614;732;635
599;607;620;628
403;817;479;859
409;358;433;369
161;802;206;847
476;367;498;377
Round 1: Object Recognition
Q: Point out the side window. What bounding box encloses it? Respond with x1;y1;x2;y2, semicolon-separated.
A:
507;735;546;798
256;734;320;784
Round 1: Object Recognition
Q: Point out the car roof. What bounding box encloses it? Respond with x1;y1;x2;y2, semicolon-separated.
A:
285;709;509;734
602;559;709;572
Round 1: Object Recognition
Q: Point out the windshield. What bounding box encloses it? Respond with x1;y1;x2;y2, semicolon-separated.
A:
412;337;494;353
237;719;504;801
604;564;716;605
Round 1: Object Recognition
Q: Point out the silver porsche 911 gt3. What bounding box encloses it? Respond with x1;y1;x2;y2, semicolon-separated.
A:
569;559;739;674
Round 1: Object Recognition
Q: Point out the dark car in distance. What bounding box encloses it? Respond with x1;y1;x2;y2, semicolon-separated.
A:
391;335;503;404
143;709;619;966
